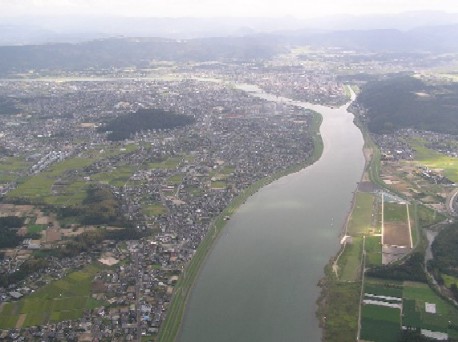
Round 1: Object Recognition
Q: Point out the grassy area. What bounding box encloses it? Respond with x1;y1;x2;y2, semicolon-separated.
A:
157;111;324;342
186;186;203;197
360;307;401;342
443;274;458;288
384;202;407;222
318;269;361;342
347;192;374;235
357;123;385;189
338;237;363;281
7;145;137;205
343;85;352;99
92;165;135;187
359;280;458;340
365;236;382;266
360;280;403;342
167;174;183;186
0;264;104;329
0;157;30;185
27;224;47;234
402;282;458;336
211;180;226;189
364;280;403;298
148;156;182;170
143;203;167;217
410;138;458;183
362;304;400;323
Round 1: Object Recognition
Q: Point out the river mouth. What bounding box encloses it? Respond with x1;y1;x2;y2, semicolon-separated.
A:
178;86;365;342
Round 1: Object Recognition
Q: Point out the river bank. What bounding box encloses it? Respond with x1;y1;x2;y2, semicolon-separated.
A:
315;140;370;342
157;111;324;342
177;86;364;341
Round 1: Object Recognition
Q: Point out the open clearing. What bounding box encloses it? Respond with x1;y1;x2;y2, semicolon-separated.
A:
347;192;374;236
0;264;104;329
383;222;410;246
410;138;458;183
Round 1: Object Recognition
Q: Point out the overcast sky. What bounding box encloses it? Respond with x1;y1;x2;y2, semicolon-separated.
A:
1;0;457;18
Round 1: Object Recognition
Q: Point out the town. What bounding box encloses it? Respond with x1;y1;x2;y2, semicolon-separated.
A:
0;47;458;341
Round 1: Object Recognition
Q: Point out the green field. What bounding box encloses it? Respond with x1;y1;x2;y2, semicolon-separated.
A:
347;192;374;235
7;144;138;206
338;237;363;281
167;174;184;186
402;282;458;337
443;274;458;288
319;276;361;342
362;304;400;323
147;156;182;170
384;202;407;222
360;316;401;342
0;157;30;184
27;224;47;234
92;165;135;187
0;264;104;329
360;279;458;340
410;138;458;183
364;281;403;298
365;236;382;266
143;202;167;217
360;303;401;341
211;180;226;189
0;157;29;172
6;144;137;205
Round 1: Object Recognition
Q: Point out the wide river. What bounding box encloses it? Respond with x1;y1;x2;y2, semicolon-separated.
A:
178;85;365;342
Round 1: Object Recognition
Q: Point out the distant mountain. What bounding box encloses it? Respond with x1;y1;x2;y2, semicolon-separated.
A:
283;24;458;52
0;16;306;45
0;22;457;75
0;37;286;75
1;11;457;45
304;11;458;31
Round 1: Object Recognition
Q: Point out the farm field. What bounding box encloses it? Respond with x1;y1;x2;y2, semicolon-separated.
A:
384;202;407;222
360;304;401;342
365;236;382;266
402;282;458;338
0;157;30;184
147;156;182;170
359;279;458;341
92;165;136;187
0;264;104;329
27;224;47;234
382;200;412;257
409;138;458;183
6;144;137;205
360;280;403;342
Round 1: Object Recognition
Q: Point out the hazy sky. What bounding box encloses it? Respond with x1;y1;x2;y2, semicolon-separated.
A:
1;0;458;18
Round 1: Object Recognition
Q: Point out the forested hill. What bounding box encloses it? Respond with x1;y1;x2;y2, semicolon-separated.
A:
98;109;195;141
355;76;458;134
0;37;285;75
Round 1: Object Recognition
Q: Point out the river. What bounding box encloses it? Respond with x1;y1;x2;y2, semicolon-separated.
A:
178;85;365;342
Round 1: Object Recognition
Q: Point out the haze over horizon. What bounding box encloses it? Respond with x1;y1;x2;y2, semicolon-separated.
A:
1;0;458;18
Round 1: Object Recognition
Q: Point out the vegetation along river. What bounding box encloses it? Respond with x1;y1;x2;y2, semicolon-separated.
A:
178;86;365;342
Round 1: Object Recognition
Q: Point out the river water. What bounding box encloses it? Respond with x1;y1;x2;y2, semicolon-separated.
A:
178;86;365;342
